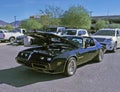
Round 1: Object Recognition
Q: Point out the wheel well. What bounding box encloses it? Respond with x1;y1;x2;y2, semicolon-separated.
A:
67;56;77;61
9;37;16;42
114;41;117;47
66;56;77;66
9;36;15;40
64;56;77;76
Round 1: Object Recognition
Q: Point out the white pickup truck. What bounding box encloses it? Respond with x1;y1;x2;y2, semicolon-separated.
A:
0;28;26;43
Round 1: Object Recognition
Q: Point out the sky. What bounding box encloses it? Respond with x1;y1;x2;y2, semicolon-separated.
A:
0;0;120;23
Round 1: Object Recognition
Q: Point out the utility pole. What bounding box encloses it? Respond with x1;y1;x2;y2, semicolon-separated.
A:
14;16;16;28
89;11;93;17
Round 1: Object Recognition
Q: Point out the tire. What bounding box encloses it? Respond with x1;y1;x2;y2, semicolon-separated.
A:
95;49;104;62
112;43;117;52
64;57;77;76
30;39;33;45
9;37;15;43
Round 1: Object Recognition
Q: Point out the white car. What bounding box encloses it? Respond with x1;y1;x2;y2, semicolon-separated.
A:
91;28;120;52
0;28;26;43
63;29;89;37
0;29;8;42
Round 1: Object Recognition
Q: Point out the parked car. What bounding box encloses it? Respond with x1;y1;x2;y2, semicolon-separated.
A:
63;29;89;37
0;28;26;43
91;28;120;52
15;30;42;45
46;26;66;35
16;32;104;76
0;29;8;42
15;35;32;45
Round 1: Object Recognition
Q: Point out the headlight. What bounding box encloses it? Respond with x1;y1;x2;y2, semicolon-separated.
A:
104;38;113;44
40;57;44;60
25;54;28;57
47;57;52;61
20;52;24;56
19;52;30;58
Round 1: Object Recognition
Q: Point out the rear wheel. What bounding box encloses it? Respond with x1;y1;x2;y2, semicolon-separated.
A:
9;37;15;43
64;57;77;76
30;39;33;45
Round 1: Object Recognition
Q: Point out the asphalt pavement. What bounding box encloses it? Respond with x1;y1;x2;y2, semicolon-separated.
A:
0;44;120;92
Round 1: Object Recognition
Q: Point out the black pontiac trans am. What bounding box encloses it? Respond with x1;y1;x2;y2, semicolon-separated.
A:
16;32;104;76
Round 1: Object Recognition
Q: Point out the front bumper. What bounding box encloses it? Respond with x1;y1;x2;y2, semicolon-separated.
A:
100;42;114;51
106;44;114;51
16;57;66;74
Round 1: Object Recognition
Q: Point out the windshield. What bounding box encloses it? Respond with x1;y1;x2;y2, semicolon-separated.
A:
65;30;77;35
94;30;115;36
46;28;57;33
63;36;83;47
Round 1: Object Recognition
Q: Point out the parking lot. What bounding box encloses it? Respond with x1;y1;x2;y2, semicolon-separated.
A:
0;43;120;92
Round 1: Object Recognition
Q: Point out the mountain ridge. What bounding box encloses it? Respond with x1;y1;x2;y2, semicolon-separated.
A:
0;20;21;27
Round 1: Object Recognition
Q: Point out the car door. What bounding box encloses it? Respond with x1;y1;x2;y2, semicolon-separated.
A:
76;37;98;65
76;47;91;65
85;37;98;59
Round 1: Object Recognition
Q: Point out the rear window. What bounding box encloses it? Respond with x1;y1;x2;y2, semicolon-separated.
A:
46;28;57;33
4;31;8;33
0;30;8;33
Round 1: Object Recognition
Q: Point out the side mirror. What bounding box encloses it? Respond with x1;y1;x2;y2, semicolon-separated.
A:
85;38;95;48
90;40;95;46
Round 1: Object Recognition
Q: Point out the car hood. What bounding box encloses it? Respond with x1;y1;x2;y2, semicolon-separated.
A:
20;44;74;57
91;35;113;39
91;35;115;43
28;32;78;48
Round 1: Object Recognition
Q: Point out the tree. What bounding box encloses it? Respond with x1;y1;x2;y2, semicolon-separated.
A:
61;5;91;29
20;19;42;31
40;5;64;18
94;19;106;30
106;23;120;28
39;5;64;28
4;25;13;30
39;14;51;30
39;15;61;30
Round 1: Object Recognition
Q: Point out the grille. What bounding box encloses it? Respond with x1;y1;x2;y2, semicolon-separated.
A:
32;63;48;69
94;38;105;42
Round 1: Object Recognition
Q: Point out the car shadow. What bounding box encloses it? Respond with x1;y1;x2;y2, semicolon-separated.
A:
7;43;20;46
77;60;99;69
0;66;65;87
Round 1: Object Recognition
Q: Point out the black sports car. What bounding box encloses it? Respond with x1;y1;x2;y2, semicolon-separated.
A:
16;32;104;76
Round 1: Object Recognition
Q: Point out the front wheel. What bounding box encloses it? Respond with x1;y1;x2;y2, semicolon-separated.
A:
112;43;117;52
64;57;77;76
95;49;104;62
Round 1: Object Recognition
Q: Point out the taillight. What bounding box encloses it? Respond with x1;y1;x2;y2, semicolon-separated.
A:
3;34;5;38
